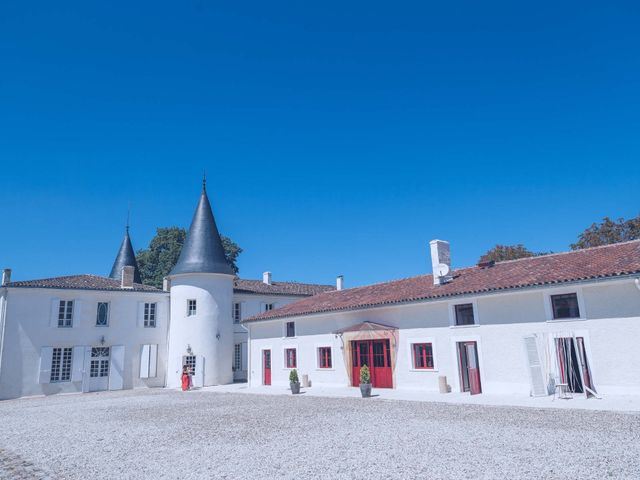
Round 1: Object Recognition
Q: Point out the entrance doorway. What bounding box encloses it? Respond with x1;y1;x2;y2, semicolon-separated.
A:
351;340;393;388
262;349;271;386
88;347;110;392
556;337;594;395
457;341;481;395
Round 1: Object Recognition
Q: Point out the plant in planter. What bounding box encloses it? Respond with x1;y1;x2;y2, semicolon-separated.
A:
359;365;372;398
289;369;301;394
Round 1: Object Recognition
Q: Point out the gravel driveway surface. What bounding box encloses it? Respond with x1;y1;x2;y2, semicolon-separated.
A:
0;388;639;479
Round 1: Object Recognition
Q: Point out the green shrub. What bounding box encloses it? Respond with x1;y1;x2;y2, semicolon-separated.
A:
359;365;371;384
289;369;299;383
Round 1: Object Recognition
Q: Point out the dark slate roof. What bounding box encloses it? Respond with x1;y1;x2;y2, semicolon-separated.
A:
5;275;163;292
233;278;334;297
170;182;234;276
109;227;142;284
244;240;640;322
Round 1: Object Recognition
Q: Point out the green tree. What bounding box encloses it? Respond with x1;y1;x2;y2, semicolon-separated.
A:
136;227;242;288
571;215;640;250
478;244;539;264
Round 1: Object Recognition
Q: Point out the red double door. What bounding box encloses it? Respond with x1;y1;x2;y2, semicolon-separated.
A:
352;340;393;388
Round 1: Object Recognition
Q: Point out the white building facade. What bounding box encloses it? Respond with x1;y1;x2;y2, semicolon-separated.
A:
244;240;640;398
0;184;332;400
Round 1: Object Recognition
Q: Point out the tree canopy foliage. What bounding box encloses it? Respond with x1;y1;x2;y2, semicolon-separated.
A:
571;215;640;250
478;244;540;264
136;227;242;288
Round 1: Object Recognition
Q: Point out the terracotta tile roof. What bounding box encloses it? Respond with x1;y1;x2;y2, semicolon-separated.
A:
4;274;164;293
233;279;334;297
244;240;640;323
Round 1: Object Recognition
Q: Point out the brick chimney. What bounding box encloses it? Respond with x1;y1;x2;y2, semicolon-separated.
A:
121;266;135;289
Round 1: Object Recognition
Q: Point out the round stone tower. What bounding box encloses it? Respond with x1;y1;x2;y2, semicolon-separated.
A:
166;179;235;388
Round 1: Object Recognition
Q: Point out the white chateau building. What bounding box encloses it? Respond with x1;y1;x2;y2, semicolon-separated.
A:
0;182;332;400
1;182;640;401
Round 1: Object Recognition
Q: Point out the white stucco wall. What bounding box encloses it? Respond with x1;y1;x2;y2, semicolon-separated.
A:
0;287;170;400
247;278;640;396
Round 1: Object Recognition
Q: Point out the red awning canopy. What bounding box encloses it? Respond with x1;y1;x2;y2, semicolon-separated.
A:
334;321;397;334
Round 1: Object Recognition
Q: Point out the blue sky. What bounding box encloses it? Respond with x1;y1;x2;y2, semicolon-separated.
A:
1;1;639;287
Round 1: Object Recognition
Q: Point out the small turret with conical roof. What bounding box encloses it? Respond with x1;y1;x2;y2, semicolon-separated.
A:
170;177;233;276
109;226;142;284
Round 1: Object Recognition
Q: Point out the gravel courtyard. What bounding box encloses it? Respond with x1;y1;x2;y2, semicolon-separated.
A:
1;389;639;480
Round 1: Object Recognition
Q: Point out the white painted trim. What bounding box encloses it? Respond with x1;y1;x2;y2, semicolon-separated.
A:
449;335;485;394
406;337;439;372
448;300;480;327
314;344;335;371
543;287;586;322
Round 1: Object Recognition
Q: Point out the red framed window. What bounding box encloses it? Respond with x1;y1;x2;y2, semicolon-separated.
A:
285;348;297;368
412;343;434;369
318;347;332;368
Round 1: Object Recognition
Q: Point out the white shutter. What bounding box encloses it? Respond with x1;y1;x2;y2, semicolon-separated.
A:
194;355;204;388
241;342;248;371
524;336;547;397
137;302;145;328
108;345;125;390
71;346;85;382
39;347;53;384
140;344;150;378
50;299;60;328
82;347;92;392
72;300;81;326
149;344;158;378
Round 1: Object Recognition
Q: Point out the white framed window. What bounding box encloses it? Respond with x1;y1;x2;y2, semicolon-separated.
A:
96;302;109;327
285;348;297;369
58;300;74;328
448;301;479;327
543;288;586;322
184;355;196;373
187;299;197;317
144;303;157;328
264;303;275;312
408;338;438;372
90;347;110;378
233;303;242;323
50;347;73;382
317;347;332;369
234;344;242;371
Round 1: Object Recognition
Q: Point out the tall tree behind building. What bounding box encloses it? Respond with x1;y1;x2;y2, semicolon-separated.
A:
136;227;242;288
478;244;542;264
571;215;640;250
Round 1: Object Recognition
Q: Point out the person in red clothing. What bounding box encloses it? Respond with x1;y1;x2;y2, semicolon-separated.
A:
181;365;190;391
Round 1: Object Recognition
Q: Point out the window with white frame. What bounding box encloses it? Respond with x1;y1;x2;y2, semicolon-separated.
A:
187;299;197;317
454;303;475;326
412;343;434;369
551;293;580;320
50;347;73;382
318;347;332;369
90;347;110;378
144;302;157;328
233;303;242;323
58;300;74;327
234;344;242;371
264;303;275;312
286;321;295;338
285;348;297;368
96;302;109;327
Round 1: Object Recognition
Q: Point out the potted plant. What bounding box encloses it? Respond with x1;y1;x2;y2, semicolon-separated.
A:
289;369;301;394
359;365;372;398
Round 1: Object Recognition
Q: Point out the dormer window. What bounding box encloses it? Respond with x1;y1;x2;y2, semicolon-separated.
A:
264;303;275;312
286;321;295;338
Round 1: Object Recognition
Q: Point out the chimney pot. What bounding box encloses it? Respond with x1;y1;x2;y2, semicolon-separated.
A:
2;268;11;286
121;266;135;289
263;271;272;285
429;239;452;285
336;275;344;291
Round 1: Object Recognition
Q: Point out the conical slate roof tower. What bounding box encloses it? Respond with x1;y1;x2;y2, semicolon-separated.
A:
170;179;233;276
109;226;142;284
